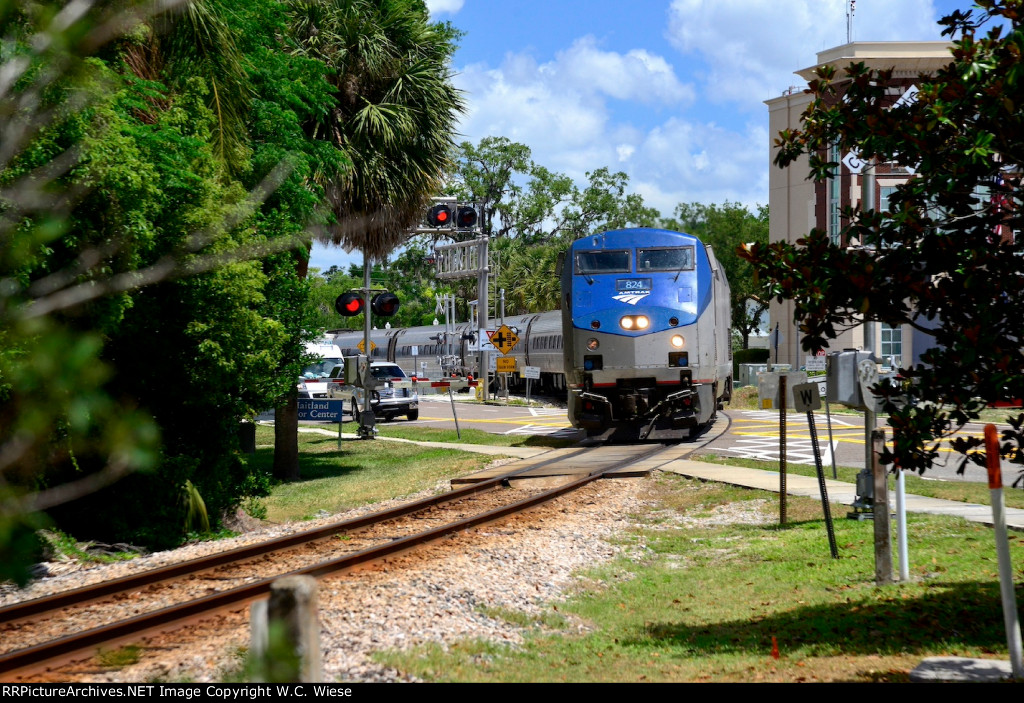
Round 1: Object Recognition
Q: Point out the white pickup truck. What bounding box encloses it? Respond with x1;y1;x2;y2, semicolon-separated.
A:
297;340;343;400
327;362;419;422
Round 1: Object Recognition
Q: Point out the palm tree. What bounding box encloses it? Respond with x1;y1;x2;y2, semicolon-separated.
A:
288;0;465;261
272;0;464;476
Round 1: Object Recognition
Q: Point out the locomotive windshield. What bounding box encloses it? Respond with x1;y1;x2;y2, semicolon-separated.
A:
575;250;631;274
637;246;694;272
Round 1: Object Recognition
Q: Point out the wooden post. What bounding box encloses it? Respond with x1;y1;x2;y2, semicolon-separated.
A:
250;575;323;682
872;430;894;585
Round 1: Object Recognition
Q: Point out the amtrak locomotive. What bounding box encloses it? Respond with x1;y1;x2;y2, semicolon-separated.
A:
560;228;732;439
329;227;731;439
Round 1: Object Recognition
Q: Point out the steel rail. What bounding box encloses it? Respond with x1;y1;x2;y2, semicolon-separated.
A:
0;447;588;627
4;445;655;678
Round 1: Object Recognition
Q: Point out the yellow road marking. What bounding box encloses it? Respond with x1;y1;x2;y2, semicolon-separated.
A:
419;416;570;428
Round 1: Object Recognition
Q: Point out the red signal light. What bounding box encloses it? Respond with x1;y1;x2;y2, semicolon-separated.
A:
371;292;400;317
456;206;477;229
428;204;453;227
335;292;365;317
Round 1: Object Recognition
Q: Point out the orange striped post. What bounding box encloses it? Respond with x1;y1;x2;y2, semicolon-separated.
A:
984;424;1023;679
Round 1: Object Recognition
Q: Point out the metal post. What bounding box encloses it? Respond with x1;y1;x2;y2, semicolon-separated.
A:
896;468;909;581
862;158;877;479
985;424;1024;679
359;253;376;439
448;386;461;439
872;429;894;585
477;236;489;402
779;373;787;526
825;395;838;479
807;410;839;558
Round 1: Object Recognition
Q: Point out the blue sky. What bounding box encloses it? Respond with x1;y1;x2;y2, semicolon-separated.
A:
309;0;977;272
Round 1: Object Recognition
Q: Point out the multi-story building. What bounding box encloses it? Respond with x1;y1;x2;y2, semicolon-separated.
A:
765;41;954;370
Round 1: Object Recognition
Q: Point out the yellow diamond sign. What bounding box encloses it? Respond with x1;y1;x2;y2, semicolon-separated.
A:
488;324;519;355
357;339;377;354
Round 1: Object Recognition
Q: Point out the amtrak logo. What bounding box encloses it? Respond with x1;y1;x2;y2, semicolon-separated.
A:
613;292;650;305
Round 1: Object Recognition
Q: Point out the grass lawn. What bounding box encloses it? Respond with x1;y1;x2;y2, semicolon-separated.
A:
374;474;1024;683
244;419;1024;682
249;425;508;523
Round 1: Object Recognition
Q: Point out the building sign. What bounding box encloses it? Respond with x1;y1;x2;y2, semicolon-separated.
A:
297;399;343;422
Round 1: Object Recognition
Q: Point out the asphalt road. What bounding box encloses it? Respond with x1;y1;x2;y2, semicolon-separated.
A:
389;396;1021;487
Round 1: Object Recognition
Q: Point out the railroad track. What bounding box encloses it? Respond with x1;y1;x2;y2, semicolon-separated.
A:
0;442;688;680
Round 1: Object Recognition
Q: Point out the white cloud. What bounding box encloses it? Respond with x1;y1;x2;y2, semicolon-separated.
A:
666;0;947;107
630;118;769;214
425;0;465;16
454;37;694;178
554;36;695;104
453;29;765;217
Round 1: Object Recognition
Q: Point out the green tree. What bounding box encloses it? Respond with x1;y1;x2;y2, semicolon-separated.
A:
448;137;660;315
742;2;1024;473
264;0;464;467
664;202;769;350
289;0;465;260
0;0;345;572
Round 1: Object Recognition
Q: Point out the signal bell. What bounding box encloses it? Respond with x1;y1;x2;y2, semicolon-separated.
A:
456;206;477;229
371;292;400;317
428;204;452;227
335;291;364;317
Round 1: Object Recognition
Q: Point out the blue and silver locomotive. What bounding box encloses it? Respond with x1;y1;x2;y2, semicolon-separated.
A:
560;228;732;440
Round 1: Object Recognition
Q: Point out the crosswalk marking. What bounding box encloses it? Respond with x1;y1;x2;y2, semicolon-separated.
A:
503;424;577;437
714;436;839;467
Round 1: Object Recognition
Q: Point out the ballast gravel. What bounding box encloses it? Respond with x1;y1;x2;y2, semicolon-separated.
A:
5;471;772;683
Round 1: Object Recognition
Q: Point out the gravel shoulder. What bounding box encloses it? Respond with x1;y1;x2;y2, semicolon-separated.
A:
7;469;769;683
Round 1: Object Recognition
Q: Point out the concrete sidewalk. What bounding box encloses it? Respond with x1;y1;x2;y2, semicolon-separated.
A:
659;458;1024;531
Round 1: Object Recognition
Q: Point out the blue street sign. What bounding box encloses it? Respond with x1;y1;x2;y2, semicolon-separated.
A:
297;399;343;422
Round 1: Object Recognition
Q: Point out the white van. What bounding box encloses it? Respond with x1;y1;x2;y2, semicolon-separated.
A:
298;339;344;400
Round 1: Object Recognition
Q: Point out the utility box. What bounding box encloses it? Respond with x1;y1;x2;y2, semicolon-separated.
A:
737;364;767;388
826;350;875;409
344;355;374;389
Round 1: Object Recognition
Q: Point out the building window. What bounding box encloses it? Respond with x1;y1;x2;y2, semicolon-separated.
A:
880;323;902;368
879;186;898;213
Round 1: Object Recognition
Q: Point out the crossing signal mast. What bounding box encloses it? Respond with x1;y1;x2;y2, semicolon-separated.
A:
420;197;494;398
335;291;401;318
334;287;400;439
420;197;479;234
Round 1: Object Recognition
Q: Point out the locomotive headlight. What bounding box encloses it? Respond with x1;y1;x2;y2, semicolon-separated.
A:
671;335;685;348
587;338;600;351
620;315;650;331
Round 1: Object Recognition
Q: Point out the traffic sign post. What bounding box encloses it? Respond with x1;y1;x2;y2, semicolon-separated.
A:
793;383;839;559
522;365;540;406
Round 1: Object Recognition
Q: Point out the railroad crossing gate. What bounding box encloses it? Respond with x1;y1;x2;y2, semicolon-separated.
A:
487;324;519;355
